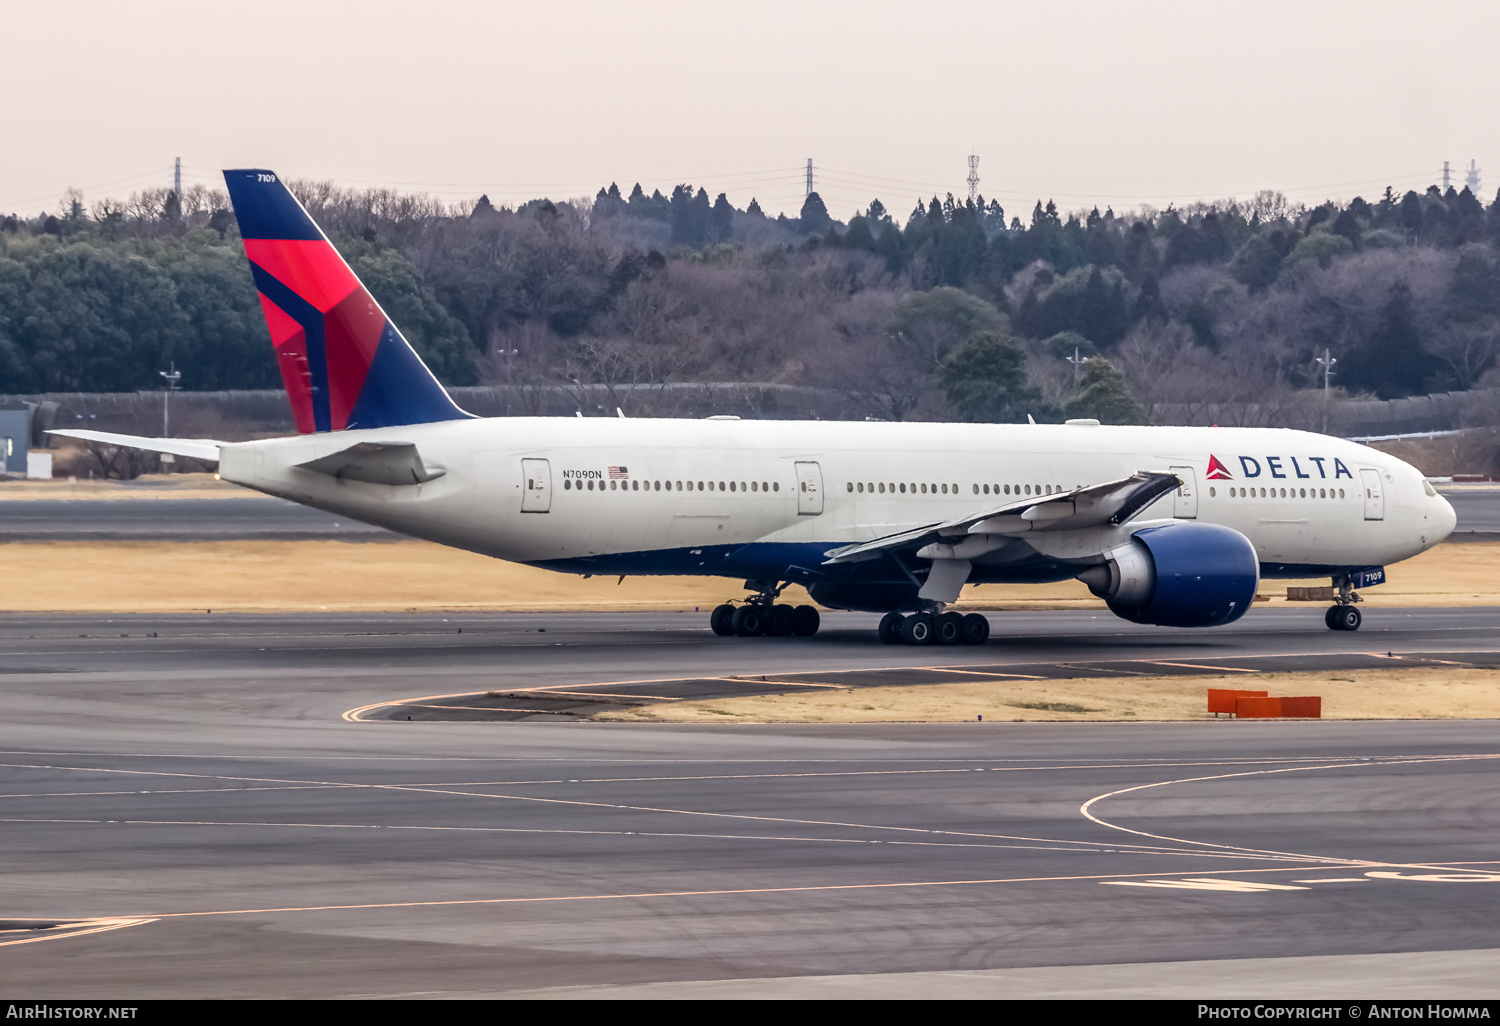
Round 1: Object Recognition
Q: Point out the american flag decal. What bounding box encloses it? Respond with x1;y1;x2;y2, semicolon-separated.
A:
609;466;629;480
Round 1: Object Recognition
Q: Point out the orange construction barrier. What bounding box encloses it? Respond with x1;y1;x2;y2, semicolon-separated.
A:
1235;696;1322;719
1208;688;1269;715
1278;696;1321;718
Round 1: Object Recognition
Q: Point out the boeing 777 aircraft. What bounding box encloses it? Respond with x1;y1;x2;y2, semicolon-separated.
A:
58;170;1458;644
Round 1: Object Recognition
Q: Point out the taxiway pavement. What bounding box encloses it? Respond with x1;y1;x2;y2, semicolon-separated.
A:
0;608;1498;998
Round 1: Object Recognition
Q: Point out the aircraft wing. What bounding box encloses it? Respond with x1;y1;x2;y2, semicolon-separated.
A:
822;470;1181;564
49;429;224;462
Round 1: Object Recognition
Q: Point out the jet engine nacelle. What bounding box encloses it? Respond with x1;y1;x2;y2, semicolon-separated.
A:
1076;522;1259;628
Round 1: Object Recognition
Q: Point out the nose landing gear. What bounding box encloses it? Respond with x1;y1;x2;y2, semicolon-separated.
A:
710;580;820;638
1324;574;1363;631
1325;605;1362;631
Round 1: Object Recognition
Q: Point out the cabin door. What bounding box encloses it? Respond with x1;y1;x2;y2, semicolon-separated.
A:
1170;465;1198;519
1360;468;1385;521
521;458;551;513
795;461;824;516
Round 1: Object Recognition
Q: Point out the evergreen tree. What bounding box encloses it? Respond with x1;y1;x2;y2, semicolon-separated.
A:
843;215;875;251
799;191;832;235
1341;283;1440;399
1399;190;1424;240
746;197;764;217
891;287;1007;370
670;185;711;245
1230;233;1285;289
936;331;1041;422
1063;357;1142;424
710;193;734;243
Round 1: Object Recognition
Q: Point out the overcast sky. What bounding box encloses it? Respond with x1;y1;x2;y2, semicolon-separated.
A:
6;0;1498;220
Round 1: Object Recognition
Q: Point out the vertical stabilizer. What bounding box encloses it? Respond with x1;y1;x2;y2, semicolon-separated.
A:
223;169;470;433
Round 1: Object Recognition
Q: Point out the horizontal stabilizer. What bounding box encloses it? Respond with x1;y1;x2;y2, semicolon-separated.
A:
295;441;444;486
50;429;223;462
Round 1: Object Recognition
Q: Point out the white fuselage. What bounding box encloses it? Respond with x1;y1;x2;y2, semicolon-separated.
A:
217;418;1455;584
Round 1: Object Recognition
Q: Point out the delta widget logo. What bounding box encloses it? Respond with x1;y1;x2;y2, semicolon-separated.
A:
1207;454;1353;481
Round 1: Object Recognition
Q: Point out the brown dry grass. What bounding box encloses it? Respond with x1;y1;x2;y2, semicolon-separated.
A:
595;666;1500;723
0;473;243;501
0;539;790;613
1;537;1498;613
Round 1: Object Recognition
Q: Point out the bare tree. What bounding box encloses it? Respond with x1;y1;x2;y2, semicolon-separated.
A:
1427;318;1500;389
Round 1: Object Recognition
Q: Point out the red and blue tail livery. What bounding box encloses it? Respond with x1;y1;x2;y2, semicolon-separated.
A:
223;169;470;434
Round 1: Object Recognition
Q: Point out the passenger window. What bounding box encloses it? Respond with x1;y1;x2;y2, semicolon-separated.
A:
730;481;736;492
773;482;779;491
878;482;885;493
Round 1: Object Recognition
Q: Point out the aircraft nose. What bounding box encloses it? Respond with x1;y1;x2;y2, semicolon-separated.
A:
1435;492;1457;541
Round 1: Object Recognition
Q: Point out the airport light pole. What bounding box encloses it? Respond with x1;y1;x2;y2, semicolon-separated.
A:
1315;348;1336;434
159;361;182;436
1066;346;1088;389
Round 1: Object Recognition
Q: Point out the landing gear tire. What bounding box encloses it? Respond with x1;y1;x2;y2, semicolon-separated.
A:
935;612;964;645
961;613;990;645
767;604;795;637
878;611;903;645
710;603;736;637
791;605;820;637
1326;605;1361;631
731;605;766;637
899;613;934;645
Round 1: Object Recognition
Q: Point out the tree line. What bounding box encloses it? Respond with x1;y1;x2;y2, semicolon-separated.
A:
3;175;1500;428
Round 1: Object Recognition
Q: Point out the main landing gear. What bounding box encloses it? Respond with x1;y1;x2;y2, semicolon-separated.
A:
1324;574;1363;632
709;580;820;638
878;610;990;646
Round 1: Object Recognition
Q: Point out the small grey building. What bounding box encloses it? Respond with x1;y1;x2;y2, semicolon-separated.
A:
0;400;33;476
